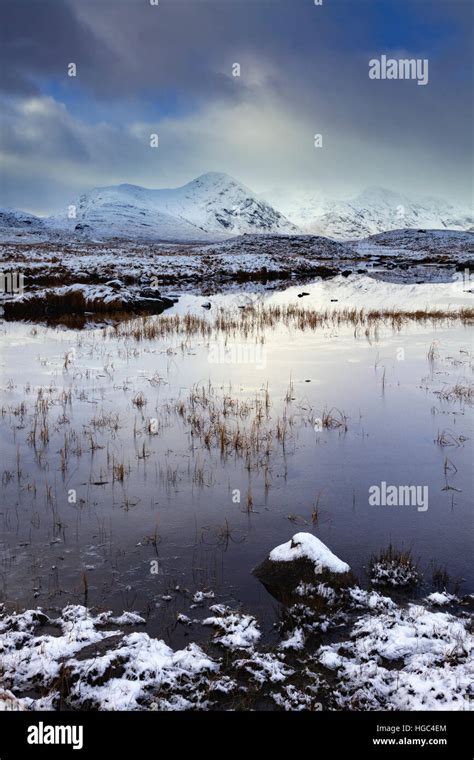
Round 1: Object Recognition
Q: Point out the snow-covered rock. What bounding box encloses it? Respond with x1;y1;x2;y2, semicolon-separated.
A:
425;592;457;606
254;533;353;599
3;283;176;321
269;533;350;574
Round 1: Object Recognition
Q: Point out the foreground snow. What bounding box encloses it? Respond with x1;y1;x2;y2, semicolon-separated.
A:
1;538;471;711
317;603;473;710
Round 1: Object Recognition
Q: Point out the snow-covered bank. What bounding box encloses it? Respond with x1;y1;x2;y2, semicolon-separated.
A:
163;273;473;322
263;273;473;311
317;602;473;710
1;535;472;712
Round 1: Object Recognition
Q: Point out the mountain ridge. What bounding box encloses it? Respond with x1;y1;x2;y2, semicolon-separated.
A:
1;173;472;243
263;185;473;239
45;171;299;241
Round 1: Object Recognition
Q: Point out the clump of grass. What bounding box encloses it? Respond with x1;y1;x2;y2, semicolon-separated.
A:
112;460;126;482
311;491;324;524
430;561;462;596
132;391;147;408
321;407;348;431
143;521;161;550
369;544;420;588
436;429;468;447
246;485;253;512
81;570;88;606
431;562;450;591
434;383;473;403
137;442;150;460
108;304;474;344
427;340;440;362
91;411;120;431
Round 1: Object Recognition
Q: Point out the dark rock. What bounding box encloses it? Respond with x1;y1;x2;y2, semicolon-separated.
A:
105;279;124;290
253;533;354;605
139;286;160;298
129;296;175;313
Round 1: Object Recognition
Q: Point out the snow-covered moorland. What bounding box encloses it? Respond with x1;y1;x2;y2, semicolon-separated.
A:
0;228;472;323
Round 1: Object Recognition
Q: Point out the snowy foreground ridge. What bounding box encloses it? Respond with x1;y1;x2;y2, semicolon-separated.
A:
1;535;472;712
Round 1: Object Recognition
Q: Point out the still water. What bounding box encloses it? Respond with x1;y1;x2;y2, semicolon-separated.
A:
0;284;472;644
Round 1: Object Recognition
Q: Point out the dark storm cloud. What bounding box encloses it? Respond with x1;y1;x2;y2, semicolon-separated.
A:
0;0;118;96
0;0;472;213
0;0;266;101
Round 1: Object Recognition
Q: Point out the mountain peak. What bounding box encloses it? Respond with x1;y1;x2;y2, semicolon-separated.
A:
43;172;298;241
186;171;244;191
193;171;234;183
354;186;406;204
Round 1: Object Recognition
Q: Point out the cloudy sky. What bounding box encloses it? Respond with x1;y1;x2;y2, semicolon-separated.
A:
0;0;472;214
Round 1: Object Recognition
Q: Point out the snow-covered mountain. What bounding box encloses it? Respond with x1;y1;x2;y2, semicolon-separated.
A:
264;186;473;240
0;208;50;242
0;208;45;231
2;177;471;244
46;172;299;241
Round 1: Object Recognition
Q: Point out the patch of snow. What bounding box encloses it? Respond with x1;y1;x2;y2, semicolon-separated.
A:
202;604;261;651
95;611;146;626
370;559;419;588
279;627;306;652
192;590;215;605
0;605;218;711
269;532;350;575
347;587;396;611
317;603;473;710
233;652;294;685
69;635;218;710
0;689;28;711
272;684;322;711
425;592;457;606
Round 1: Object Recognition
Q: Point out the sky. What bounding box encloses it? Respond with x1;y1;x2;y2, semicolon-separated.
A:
0;0;472;215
